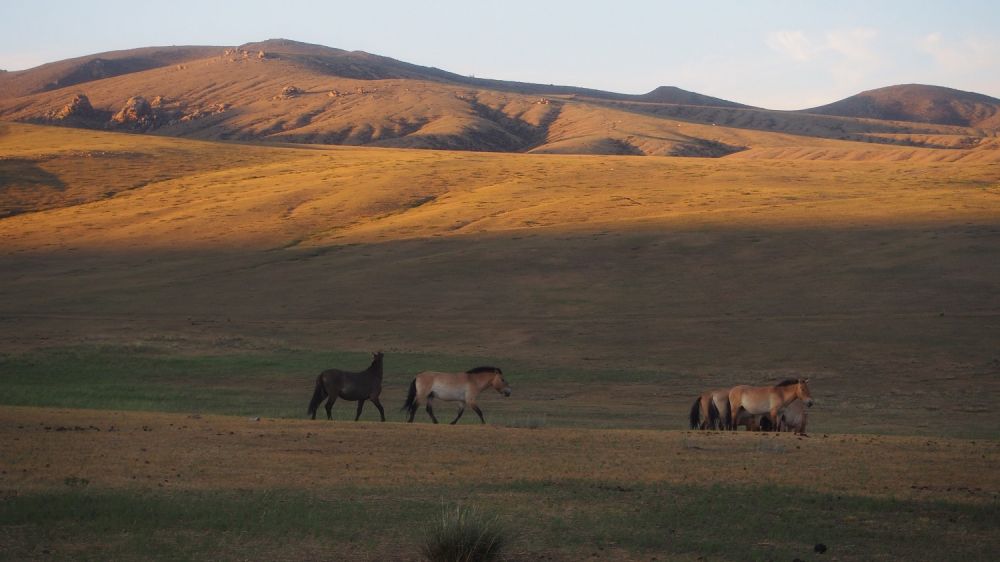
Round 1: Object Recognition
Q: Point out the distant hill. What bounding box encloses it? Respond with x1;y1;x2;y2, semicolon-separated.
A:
804;84;1000;128
0;46;219;99
1;40;998;157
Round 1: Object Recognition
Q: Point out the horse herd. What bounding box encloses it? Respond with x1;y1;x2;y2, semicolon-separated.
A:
306;351;813;432
689;379;814;434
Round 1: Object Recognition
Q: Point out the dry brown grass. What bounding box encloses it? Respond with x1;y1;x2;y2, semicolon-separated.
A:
3;406;996;504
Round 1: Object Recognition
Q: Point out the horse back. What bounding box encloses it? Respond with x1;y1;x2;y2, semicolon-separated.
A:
320;368;379;400
730;385;777;415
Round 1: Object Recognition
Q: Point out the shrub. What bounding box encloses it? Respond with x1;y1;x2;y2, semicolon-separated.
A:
420;504;508;562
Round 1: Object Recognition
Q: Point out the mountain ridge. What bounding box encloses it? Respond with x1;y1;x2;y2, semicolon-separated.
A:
1;39;998;157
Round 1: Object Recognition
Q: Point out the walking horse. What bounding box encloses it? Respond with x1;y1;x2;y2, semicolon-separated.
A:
403;366;511;424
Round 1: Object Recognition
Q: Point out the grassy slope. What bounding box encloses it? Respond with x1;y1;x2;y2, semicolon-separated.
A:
2;123;1000;560
2;123;999;438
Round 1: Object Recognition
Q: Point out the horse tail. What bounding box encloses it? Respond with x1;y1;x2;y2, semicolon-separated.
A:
307;375;327;417
708;399;720;430
401;378;417;413
689;397;701;429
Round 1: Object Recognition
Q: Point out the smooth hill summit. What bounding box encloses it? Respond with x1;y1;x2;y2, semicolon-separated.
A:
805;84;1000;128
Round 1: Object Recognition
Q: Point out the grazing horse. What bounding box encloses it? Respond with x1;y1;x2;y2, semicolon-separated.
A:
307;352;386;421
727;378;813;431
689;388;729;430
778;399;809;435
403;366;511;424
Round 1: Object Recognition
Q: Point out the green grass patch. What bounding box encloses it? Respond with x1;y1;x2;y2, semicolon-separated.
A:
1;482;995;561
0;345;669;420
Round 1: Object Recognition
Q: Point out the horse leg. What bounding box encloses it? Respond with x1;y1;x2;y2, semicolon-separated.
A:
354;400;365;421
371;397;386;422
472;404;485;424
770;408;780;432
325;396;337;420
450;405;465;425
425;399;439;424
407;398;418;423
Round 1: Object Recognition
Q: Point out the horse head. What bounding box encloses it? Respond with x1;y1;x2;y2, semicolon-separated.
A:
796;378;814;407
370;351;384;369
491;369;512;397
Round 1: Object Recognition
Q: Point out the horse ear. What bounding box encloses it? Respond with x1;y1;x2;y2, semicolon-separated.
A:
803;378;810;383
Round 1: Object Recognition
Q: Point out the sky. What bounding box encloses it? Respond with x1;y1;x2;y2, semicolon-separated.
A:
2;0;998;110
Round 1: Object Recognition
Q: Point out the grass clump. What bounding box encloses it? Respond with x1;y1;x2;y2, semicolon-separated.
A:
420;504;508;562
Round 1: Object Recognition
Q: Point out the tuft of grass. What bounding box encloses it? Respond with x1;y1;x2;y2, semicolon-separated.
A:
420;504;508;562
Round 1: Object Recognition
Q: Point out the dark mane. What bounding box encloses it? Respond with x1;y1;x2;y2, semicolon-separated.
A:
775;378;800;387
466;366;501;374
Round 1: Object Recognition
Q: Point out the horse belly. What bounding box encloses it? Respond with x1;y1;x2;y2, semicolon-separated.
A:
337;378;372;401
740;394;773;416
430;383;465;402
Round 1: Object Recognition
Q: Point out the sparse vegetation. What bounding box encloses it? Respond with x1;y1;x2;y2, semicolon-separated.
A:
420;505;508;562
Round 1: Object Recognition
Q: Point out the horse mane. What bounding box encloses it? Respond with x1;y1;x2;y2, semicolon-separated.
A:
775;378;800;387
466;366;501;374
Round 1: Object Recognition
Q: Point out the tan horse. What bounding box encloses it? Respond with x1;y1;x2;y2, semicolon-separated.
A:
778;399;809;435
689;388;730;430
727;378;813;431
403;366;511;424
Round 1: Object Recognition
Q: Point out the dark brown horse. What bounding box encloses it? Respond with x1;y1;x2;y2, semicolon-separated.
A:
307;352;386;421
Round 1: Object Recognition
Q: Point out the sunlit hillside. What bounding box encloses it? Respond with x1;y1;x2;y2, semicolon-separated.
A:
2;39;999;158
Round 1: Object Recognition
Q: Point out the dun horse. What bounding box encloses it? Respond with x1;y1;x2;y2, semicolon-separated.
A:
689;388;729;430
727;378;813;431
307;352;386;421
403;366;511;424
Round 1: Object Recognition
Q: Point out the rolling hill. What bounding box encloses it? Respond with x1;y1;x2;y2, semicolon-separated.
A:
1;39;998;158
805;84;1000;128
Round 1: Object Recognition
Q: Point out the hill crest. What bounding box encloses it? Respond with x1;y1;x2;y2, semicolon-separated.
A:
805;84;1000;128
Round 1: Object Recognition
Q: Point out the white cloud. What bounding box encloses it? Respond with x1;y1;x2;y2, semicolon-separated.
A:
826;28;879;62
766;30;815;61
826;28;881;90
919;32;1000;73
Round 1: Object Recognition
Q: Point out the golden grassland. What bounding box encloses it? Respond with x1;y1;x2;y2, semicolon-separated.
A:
2;122;999;434
2;122;998;250
2;122;1000;559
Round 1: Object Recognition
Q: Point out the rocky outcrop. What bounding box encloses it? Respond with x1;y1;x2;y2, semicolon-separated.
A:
51;94;97;120
275;86;302;99
110;96;156;131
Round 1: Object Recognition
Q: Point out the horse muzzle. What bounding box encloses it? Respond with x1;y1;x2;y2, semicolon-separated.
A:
805;399;814;407
502;388;512;397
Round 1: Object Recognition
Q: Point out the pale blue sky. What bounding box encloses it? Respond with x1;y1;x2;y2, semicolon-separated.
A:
2;0;998;109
